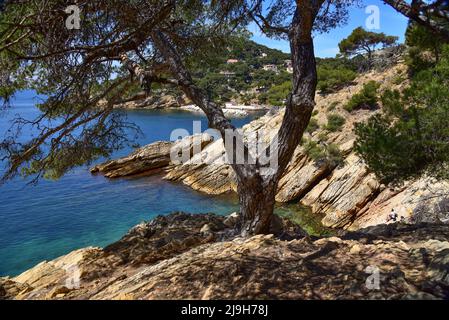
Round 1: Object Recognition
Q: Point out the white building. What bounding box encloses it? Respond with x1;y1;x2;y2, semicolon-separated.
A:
262;64;278;72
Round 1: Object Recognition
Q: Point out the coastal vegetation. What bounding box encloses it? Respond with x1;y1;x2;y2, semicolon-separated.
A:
344;80;380;112
325;113;346;132
338;26;398;68
355;45;449;184
1;0;449;301
0;0;448;239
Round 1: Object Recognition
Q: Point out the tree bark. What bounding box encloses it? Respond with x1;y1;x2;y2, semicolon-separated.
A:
275;4;318;182
237;176;277;236
150;1;320;236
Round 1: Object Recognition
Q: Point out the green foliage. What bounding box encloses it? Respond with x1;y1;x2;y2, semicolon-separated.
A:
344;81;380;112
327;101;339;111
306;118;319;133
316;57;358;93
339;27;398;59
406;46;436;74
193;38;293;105
259;80;292;106
317;131;329;142
392;74;406;85
241;93;254;105
303;139;324;160
194;43;365;106
303;139;344;168
355;45;449;184
325;114;346;132
405;22;448;74
317;66;357;93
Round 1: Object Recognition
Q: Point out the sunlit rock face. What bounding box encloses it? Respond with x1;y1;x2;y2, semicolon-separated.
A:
93;63;449;231
2;212;449;300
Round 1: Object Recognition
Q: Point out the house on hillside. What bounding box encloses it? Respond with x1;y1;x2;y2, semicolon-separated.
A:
260;52;267;58
284;59;293;73
226;59;239;64
262;64;278;72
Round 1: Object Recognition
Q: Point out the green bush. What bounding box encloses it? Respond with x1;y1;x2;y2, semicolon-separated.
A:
306;118;319;133
317;66;357;93
265;81;292;106
325;114;346;132
354;45;449;184
344;81;380;112
317;131;329;142
303;139;323;160
303;139;344;167
405;22;445;74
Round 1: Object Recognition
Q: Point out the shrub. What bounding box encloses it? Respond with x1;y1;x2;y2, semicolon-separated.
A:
354;45;449;184
303;139;344;167
344;81;380;112
327;101;339;111
265;81;292;106
325;114;346;132
317;131;329;142
317;66;357;93
303;139;324;160
306;118;319;133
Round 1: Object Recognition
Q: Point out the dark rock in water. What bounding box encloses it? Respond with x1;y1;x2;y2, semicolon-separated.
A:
114;94;182;110
103;212;229;266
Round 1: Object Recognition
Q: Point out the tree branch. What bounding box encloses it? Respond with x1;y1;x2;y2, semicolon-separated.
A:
383;0;449;40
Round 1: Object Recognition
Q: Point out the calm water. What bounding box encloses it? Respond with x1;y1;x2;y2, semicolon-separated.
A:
0;92;256;276
0;92;331;277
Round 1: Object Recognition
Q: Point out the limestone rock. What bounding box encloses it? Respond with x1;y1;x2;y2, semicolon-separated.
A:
301;153;381;229
91;134;213;178
114;94;182;109
223;212;239;227
3;214;449;300
97;63;449;231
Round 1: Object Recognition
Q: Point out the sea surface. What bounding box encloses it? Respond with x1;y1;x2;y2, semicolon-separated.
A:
0;91;257;276
0;91;328;277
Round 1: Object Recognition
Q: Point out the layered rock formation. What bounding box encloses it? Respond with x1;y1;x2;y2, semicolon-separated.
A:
93;63;449;231
162;64;449;230
2;212;449;300
114;94;182;109
91;134;213;178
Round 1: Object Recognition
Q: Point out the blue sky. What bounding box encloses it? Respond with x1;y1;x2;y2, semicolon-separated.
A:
250;0;409;57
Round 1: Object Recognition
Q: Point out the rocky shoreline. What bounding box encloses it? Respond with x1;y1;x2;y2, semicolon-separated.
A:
113;93;268;118
93;63;449;231
4;62;448;300
1;211;449;300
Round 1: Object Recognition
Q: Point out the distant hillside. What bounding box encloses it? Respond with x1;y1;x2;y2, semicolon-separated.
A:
122;39;401;108
192;39;293;106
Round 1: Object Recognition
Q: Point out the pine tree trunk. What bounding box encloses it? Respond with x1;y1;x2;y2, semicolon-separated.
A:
151;4;319;237
237;178;277;236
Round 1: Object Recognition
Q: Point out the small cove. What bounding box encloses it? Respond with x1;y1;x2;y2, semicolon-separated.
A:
0;92;328;276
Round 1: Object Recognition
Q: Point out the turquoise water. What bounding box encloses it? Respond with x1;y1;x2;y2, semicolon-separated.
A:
0;92;257;276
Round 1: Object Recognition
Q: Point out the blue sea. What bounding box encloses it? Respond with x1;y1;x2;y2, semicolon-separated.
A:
0;91;257;276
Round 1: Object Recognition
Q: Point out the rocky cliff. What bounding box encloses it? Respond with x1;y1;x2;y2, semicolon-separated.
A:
93;62;449;231
2;212;449;300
